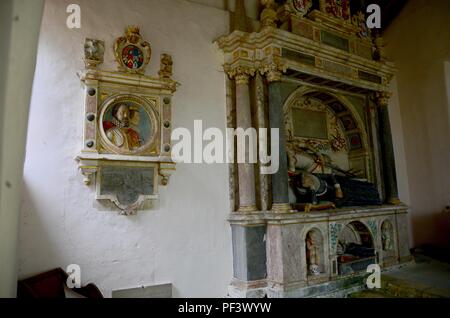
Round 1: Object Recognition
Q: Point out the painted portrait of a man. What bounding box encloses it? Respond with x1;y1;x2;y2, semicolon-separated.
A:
103;103;141;151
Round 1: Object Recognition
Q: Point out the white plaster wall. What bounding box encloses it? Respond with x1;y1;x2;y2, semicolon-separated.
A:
384;0;450;247
388;77;413;247
0;0;44;298
18;0;233;298
186;0;261;20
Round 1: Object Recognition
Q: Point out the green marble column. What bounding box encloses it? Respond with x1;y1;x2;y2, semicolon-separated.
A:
376;92;400;205
267;72;290;212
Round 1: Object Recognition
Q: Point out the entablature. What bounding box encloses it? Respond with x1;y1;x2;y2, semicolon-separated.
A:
228;205;409;227
216;25;395;92
79;69;178;95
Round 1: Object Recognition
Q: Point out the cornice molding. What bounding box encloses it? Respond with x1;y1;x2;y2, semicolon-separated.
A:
216;27;396;91
79;69;179;94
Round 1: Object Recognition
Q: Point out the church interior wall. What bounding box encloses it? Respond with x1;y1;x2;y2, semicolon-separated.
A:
7;0;449;299
384;0;450;247
17;0;234;298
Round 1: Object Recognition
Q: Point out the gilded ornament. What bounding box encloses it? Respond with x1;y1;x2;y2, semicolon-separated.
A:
114;26;152;74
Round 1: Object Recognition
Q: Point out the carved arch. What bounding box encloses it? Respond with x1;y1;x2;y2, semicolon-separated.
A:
283;86;372;179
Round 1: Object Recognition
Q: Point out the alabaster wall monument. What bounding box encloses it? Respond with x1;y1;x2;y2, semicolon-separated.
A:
77;26;178;215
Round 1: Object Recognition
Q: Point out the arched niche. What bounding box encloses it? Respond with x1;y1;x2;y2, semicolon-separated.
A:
338;221;374;249
381;220;395;252
336;221;376;276
283;87;371;181
305;228;326;276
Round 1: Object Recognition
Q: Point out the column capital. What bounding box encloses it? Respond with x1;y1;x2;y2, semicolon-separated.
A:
225;65;256;85
375;91;392;107
259;61;285;82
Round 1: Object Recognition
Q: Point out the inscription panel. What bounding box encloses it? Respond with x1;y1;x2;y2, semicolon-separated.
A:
99;166;156;205
292;109;328;140
321;31;349;52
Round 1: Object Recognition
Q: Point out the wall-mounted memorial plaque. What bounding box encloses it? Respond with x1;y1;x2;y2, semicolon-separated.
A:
76;26;179;215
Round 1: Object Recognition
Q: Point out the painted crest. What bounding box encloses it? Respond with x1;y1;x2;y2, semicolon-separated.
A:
114;26;151;74
290;0;312;16
324;0;350;21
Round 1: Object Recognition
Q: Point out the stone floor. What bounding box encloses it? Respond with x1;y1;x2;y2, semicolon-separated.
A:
351;254;450;298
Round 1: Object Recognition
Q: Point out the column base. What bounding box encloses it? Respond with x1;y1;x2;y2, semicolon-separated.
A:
387;198;402;205
271;203;292;213
266;277;366;298
238;205;258;213
228;278;267;298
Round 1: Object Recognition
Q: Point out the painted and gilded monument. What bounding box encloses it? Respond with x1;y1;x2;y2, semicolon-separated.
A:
217;0;412;298
77;27;178;215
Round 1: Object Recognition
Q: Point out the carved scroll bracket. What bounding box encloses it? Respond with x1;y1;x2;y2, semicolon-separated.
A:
158;162;176;186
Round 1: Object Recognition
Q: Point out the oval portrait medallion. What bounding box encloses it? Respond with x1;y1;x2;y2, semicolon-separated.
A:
100;96;158;155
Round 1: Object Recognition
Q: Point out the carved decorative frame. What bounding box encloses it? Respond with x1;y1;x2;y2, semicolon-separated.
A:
76;27;178;215
98;94;160;156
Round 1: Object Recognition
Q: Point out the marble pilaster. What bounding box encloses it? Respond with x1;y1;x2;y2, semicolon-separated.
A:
234;71;258;212
376;92;400;205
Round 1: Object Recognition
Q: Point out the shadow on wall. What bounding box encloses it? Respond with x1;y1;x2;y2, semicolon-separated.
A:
18;182;63;282
435;207;450;246
411;210;450;259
